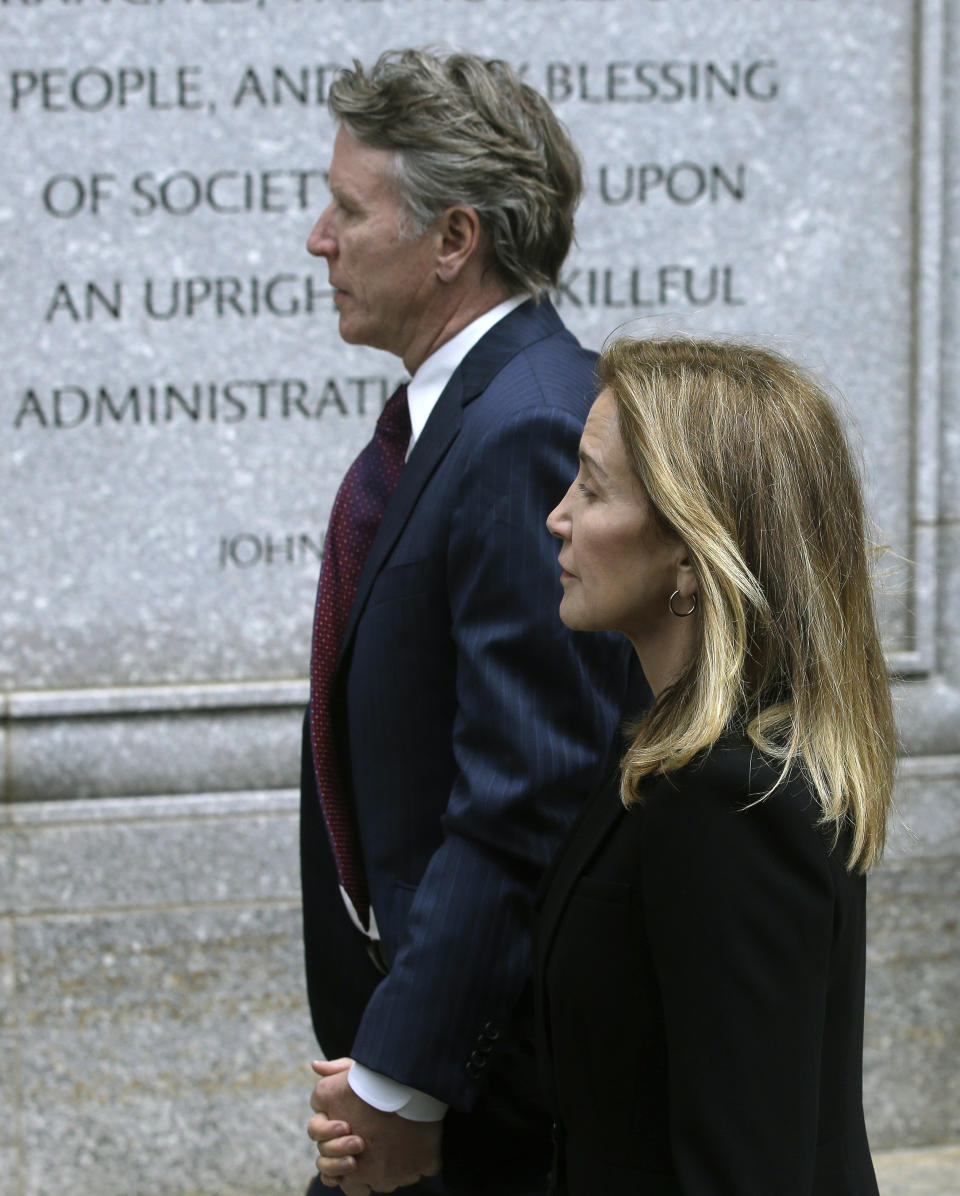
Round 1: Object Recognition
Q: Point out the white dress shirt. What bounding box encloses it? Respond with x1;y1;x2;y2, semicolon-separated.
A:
346;293;527;1122
405;293;527;453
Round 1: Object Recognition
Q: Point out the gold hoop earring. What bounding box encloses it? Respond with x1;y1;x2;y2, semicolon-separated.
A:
669;589;697;618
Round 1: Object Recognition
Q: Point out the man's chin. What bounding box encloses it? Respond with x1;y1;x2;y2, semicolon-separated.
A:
337;316;361;344
336;312;379;348
337;318;395;359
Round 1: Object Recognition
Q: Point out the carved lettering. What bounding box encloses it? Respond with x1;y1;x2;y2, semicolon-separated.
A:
218;532;324;570
44;280;123;321
542;60;778;104
598;162;746;205
142;274;332;318
553;265;746;309
231;64;343;107
12;377;401;429
9;66;205;112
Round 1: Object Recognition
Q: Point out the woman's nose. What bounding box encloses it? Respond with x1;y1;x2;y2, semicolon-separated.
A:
546;489;571;539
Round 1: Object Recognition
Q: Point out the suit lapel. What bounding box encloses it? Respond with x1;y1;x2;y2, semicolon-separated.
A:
337;372;463;663
336;298;564;666
452;296;563;404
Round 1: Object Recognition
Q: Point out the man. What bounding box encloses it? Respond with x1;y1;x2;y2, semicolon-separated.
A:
300;49;638;1196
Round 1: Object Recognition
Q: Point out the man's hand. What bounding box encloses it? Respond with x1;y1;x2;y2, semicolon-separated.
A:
308;1058;442;1193
307;1059;368;1193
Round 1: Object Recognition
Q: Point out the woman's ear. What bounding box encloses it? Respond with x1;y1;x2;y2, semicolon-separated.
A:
674;551;698;602
435;205;481;283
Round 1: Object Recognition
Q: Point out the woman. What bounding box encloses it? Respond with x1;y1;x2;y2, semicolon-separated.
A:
536;335;895;1195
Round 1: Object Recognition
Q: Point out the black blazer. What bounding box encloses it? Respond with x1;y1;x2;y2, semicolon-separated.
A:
536;737;880;1196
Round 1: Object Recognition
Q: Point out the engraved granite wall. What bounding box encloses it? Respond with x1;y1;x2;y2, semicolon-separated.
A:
1;1;957;1192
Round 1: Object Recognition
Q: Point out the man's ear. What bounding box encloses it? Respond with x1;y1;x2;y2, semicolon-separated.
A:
435;206;482;283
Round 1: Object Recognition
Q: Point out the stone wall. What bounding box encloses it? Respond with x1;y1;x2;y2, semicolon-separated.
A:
2;1;957;1191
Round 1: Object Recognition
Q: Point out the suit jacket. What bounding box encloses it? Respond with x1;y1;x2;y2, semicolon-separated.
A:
300;298;638;1185
536;736;880;1196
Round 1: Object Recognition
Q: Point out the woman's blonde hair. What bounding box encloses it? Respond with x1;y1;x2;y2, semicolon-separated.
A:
599;336;896;872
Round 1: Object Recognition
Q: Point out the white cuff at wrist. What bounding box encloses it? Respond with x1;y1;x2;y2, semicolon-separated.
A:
347;1062;447;1122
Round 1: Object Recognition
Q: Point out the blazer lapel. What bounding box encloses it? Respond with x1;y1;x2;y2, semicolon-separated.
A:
453;296;563;405
537;759;626;974
535;754;625;1118
336;298;565;666
337;372;463;665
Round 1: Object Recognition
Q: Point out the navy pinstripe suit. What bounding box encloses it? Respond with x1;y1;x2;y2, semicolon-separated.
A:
300;298;638;1193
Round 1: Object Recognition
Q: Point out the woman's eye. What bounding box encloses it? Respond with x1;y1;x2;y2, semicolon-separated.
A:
577;482;596;499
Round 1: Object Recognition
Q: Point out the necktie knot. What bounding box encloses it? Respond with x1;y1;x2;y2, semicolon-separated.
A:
377;383;411;445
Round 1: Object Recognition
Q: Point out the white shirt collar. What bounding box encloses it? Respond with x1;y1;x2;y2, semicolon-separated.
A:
405;294;528;451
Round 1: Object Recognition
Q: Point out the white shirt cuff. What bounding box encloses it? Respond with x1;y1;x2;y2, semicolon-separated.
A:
347;1062;447;1122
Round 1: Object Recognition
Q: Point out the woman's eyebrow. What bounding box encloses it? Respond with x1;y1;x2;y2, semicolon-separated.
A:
578;449;608;479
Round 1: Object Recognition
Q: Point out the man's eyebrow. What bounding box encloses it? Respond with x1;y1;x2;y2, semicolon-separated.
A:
329;181;360;206
578;449;608;479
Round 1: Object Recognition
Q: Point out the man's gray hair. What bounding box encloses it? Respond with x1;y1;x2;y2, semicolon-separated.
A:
327;48;583;298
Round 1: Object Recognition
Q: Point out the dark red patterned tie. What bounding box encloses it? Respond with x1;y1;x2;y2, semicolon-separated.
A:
308;384;410;932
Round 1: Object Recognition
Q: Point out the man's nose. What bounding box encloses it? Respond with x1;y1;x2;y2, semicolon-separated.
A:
307;208;335;257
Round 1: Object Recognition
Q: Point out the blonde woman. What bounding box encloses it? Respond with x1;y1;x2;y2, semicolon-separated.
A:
537;337;894;1195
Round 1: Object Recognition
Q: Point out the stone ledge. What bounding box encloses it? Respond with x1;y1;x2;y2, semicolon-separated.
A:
2;708;303;801
873;1144;960;1194
8;788;299;826
3;791;301;915
3;680;308;719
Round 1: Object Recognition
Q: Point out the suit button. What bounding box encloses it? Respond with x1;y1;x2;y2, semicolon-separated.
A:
465;1060;481;1079
469;1050;486;1069
482;1021;500;1040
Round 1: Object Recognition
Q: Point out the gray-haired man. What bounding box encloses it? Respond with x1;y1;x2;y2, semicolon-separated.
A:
300;48;636;1195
